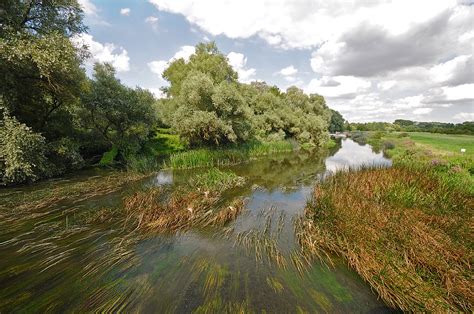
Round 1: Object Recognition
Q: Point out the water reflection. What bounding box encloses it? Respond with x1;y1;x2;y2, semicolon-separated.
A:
0;139;395;313
325;138;392;172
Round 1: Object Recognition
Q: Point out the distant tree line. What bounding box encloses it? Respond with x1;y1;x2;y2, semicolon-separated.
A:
349;120;474;134
0;1;334;185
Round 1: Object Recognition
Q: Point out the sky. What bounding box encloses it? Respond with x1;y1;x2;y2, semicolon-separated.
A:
75;0;474;123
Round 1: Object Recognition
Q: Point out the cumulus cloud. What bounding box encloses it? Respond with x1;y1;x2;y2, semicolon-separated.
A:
78;0;98;17
148;46;196;78
227;52;256;83
72;34;130;72
120;8;131;16
145;16;159;30
279;65;298;76
306;76;371;98
453;112;474;121
78;0;110;25
149;0;462;49
147;0;473;122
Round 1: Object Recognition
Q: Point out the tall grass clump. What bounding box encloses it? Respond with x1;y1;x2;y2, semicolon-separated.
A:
124;187;244;233
298;166;473;312
190;168;245;191
166;140;294;169
125;155;161;173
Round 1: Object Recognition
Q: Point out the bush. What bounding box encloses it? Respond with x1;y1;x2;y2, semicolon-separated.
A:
383;141;395;150
0;109;48;185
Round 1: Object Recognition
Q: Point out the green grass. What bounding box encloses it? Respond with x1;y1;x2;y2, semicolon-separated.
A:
166;141;295;169
406;132;474;156
189;168;245;191
144;128;186;156
99;146;118;166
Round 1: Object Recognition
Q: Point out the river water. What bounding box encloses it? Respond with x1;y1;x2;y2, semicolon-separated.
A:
0;139;393;313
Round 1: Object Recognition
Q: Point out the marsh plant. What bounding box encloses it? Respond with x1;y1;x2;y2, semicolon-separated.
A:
297;166;473;312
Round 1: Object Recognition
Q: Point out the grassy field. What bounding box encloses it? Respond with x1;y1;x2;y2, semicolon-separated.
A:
403;132;474;156
298;132;474;311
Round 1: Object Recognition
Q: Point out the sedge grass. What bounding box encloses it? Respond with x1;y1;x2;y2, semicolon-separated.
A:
166;141;294;169
298;166;473;312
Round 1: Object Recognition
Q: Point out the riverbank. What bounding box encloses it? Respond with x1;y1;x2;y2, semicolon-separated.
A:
299;132;474;311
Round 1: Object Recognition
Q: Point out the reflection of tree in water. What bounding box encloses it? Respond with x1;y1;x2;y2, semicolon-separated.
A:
227;142;342;192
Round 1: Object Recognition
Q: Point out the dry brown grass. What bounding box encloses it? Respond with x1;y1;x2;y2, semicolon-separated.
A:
297;166;474;312
123;187;245;233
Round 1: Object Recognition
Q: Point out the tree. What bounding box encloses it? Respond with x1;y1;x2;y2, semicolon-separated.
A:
80;63;156;156
0;108;48;185
162;42;237;97
328;109;345;133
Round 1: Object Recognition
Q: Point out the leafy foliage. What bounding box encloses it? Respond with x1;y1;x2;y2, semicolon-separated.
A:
79;63;156;156
0;108;47;184
160;43;331;147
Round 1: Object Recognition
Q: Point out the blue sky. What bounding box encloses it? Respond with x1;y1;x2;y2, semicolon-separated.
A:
76;0;474;122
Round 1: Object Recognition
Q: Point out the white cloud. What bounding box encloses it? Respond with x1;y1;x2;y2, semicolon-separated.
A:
71;34;130;72
149;0;462;49
227;52;256;83
78;0;110;26
441;84;474;101
148;88;166;98
120;8;131;16
413;108;433;115
145;16;159;30
429;55;473;86
279;65;298;76
377;80;396;91
453;112;474;121
78;0;98;17
148;60;168;77
306;76;371;98
146;0;473;122
173;46;195;61
148;46;196;79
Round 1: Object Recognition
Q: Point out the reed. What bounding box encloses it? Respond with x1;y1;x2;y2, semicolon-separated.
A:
166;141;294;169
298;166;473;312
189;168;245;191
123;187;245;233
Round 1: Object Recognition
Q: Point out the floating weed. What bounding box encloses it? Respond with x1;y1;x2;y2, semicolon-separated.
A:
123;187;245;234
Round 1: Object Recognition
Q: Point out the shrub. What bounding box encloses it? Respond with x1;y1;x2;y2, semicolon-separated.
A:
0;109;48;185
383;141;395;150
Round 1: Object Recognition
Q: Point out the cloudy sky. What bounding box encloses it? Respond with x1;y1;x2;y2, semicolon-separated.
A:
76;0;474;122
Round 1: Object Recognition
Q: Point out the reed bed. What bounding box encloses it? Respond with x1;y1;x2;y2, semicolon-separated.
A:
123;187;245;233
166;141;294;169
297;166;473;312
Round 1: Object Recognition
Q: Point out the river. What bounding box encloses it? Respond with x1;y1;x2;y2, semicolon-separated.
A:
0;139;394;312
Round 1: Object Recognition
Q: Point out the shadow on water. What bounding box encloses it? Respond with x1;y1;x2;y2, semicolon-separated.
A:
0;139;397;313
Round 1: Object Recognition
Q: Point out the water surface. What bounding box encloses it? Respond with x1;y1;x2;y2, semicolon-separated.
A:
0;139;393;312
